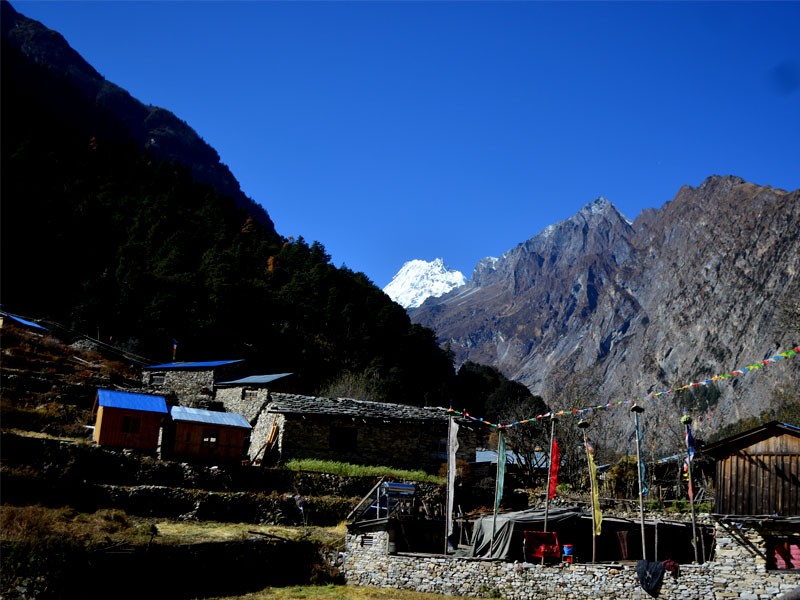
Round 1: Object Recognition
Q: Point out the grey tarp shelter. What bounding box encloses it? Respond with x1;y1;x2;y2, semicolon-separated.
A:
470;507;583;560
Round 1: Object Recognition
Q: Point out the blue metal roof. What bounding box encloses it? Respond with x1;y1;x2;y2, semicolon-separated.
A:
143;359;244;370
170;406;251;429
1;311;47;330
97;389;168;413
216;373;292;387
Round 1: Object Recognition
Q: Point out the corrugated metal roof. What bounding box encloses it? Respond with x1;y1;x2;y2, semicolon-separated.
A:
215;373;292;387
97;389;168;413
170;405;251;429
1;311;47;330
143;359;244;370
476;449;548;468
267;393;448;423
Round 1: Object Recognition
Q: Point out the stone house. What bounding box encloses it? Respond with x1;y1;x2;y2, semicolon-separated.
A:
248;392;477;473
92;388;168;452
141;359;244;407
215;373;294;423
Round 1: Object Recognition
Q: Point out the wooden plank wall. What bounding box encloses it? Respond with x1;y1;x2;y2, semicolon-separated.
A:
714;433;800;516
93;407;163;451
172;422;249;462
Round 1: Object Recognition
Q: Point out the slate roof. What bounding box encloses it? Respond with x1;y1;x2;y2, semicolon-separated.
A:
143;359;244;370
170;405;251;429
267;393;451;423
216;373;292;387
97;389;168;414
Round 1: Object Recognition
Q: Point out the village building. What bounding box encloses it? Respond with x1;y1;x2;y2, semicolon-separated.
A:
703;420;800;570
92;388;168;452
161;405;252;464
215;373;294;423
342;420;800;597
248;392;477;472
141;359;244;407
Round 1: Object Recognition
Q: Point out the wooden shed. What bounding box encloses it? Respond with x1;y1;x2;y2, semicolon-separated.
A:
93;388;168;451
164;405;251;464
703;421;800;516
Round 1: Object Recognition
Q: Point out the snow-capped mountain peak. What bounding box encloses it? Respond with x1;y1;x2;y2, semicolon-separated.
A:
383;258;466;309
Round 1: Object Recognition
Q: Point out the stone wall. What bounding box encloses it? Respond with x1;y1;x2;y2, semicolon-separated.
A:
142;369;217;406
217;387;269;422
276;415;472;474
342;525;800;599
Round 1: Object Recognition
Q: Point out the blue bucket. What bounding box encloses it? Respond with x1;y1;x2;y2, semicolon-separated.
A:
563;544;573;556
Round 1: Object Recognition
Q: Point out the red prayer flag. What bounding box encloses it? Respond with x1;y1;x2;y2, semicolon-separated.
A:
548;439;559;499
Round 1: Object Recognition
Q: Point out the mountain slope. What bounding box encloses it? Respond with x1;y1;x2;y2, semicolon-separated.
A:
383;258;466;309
0;1;457;405
0;0;273;230
411;177;800;442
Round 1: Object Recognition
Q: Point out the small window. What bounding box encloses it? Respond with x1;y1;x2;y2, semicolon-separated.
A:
243;388;259;400
330;427;357;451
202;430;219;448
432;437;448;459
151;373;166;386
121;416;141;434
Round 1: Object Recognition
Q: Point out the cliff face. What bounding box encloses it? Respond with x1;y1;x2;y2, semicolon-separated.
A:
412;176;800;440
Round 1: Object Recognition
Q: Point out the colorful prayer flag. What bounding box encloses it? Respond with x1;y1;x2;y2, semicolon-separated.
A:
495;430;506;514
586;438;602;536
548;439;559;500
446;417;459;538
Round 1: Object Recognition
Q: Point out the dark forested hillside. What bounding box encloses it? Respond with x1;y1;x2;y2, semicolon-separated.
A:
0;1;455;405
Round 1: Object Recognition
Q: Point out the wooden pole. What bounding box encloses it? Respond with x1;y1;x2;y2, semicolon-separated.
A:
578;418;596;563
682;414;699;563
445;415;453;555
632;404;647;561
489;429;504;558
543;416;557;533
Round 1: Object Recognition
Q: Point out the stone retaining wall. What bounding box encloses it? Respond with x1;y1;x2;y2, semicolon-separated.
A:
343;527;800;599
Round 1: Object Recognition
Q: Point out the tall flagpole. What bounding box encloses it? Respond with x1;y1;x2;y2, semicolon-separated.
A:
543;415;557;533
445;413;459;555
578;417;597;563
682;413;699;563
631;403;647;561
490;428;506;558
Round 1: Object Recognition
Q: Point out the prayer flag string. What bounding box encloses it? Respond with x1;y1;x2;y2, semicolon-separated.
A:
447;347;800;429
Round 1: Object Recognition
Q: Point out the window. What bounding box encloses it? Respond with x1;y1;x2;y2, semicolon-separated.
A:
329;427;357;451
432;437;448;459
151;373;166;386
243;388;258;400
202;430;219;448
121;416;141;434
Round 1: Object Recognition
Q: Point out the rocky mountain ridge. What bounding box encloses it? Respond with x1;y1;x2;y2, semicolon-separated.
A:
1;1;275;232
411;176;800;443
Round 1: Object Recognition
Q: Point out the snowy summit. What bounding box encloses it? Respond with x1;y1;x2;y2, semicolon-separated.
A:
383;259;466;309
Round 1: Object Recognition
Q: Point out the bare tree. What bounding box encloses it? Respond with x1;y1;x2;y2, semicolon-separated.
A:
319;370;383;401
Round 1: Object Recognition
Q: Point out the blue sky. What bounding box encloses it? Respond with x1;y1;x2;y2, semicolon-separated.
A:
14;1;800;288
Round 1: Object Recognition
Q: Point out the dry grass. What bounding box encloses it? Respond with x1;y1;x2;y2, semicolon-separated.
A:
0;505;347;549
